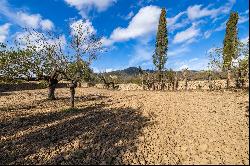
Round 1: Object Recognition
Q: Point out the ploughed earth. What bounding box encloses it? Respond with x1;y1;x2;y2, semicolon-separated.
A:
0;87;249;165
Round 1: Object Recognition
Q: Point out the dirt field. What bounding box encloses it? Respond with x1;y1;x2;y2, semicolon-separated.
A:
0;87;249;165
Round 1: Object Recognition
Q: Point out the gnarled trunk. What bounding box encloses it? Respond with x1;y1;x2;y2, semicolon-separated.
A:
69;81;77;108
48;85;56;100
48;79;58;100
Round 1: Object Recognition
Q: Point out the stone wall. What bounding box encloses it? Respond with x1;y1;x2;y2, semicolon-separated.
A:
0;82;68;92
93;79;249;91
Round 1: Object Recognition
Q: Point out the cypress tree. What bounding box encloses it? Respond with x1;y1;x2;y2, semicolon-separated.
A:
153;8;168;82
223;12;239;88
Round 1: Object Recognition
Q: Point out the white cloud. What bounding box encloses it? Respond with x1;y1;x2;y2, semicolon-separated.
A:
124;11;135;20
204;30;212;39
0;23;11;42
239;10;249;24
105;68;115;72
167;11;189;32
204;9;249;39
128;42;154;67
187;0;235;20
105;5;161;46
168;46;190;56
178;64;189;70
167;11;185;26
69;19;100;52
174;58;209;71
214;20;227;32
0;0;54;30
187;5;218;20
70;19;96;36
173;24;200;44
100;37;114;47
40;19;54;30
64;0;116;18
240;36;249;43
17;12;41;29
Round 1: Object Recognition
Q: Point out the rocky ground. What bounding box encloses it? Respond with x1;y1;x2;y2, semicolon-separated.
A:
0;87;249;165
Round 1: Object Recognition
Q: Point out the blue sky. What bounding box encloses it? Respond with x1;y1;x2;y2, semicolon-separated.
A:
0;0;249;72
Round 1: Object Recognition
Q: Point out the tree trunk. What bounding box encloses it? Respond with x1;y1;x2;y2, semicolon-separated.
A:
70;87;75;108
174;74;178;91
48;79;58;100
208;74;212;91
158;71;163;83
226;69;232;89
241;70;246;88
236;69;242;88
78;82;81;88
184;78;188;91
48;85;56;100
69;81;77;108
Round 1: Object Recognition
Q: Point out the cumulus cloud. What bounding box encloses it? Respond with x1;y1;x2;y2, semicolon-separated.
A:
0;0;54;30
40;19;54;31
70;19;96;36
173;24;200;44
124;11;135;20
104;5;161;46
187;0;235;20
0;23;11;42
64;0;116;18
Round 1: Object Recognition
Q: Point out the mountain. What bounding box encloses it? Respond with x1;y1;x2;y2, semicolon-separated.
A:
101;67;200;76
103;67;154;76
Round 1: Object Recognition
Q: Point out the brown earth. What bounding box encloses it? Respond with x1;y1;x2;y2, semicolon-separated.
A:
0;87;249;165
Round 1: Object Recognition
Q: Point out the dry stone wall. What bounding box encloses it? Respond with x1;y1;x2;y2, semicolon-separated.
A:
94;79;249;91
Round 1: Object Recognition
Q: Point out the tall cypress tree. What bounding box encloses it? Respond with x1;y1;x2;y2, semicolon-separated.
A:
223;12;239;88
153;8;168;82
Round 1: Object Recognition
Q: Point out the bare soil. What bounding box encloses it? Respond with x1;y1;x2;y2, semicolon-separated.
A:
0;87;249;165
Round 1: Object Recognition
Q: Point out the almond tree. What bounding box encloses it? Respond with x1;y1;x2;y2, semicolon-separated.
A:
68;19;103;107
21;30;68;100
1;19;103;107
1;30;68;100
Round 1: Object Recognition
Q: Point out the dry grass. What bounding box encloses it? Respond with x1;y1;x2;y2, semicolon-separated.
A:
0;87;249;164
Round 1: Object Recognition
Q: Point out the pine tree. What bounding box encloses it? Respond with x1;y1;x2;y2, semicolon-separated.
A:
223;12;239;88
153;8;168;82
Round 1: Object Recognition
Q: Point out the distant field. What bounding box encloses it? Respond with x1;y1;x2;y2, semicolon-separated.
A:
0;87;249;164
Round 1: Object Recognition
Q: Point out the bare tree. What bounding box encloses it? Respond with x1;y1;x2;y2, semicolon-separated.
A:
68;19;103;107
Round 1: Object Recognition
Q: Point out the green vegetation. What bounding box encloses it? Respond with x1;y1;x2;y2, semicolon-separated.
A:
153;8;168;82
223;12;239;88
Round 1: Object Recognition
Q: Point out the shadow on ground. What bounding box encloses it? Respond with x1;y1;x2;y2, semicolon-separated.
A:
0;99;150;165
0;94;108;138
0;94;108;112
